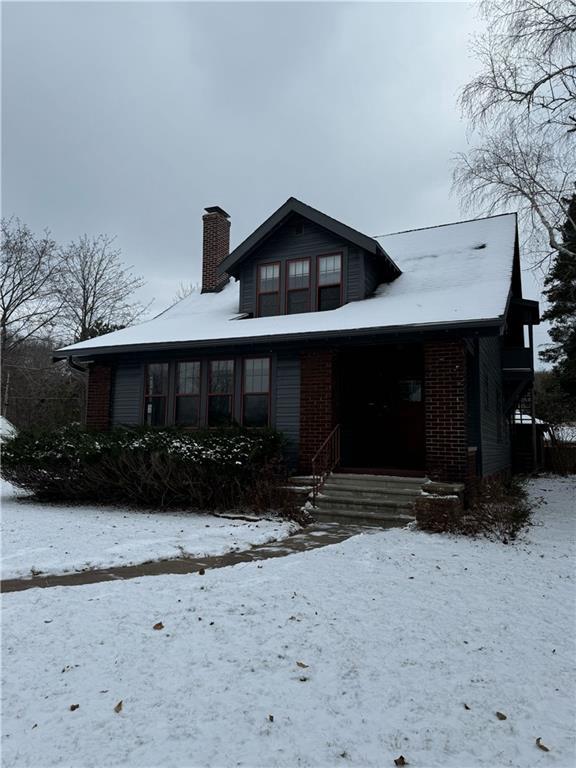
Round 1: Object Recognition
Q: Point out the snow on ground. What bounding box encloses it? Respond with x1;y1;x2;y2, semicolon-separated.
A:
2;476;575;768
0;482;297;580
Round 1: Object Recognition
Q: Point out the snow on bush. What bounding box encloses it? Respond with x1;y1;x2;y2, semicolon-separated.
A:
1;425;295;513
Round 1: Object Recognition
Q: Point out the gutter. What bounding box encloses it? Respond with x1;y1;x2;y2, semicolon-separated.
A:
53;316;505;361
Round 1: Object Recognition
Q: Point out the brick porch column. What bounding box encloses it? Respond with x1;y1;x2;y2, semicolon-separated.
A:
85;364;112;430
424;340;467;482
299;349;338;473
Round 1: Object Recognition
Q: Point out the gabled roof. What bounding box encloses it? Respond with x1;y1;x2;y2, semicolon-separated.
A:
219;197;401;278
55;212;523;359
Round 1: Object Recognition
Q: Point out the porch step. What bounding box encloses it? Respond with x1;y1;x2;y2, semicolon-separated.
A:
312;472;427;522
312;507;416;524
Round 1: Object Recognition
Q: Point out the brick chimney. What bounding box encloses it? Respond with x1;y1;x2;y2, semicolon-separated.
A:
202;206;230;293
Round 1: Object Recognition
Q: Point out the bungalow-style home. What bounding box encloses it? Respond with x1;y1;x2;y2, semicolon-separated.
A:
55;198;539;509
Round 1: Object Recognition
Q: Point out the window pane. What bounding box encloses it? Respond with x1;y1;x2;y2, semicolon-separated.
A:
399;379;422;402
288;260;310;290
176;362;200;395
259;263;279;293
146;363;168;395
175;396;200;426
244;358;270;393
258;293;279;317
318;285;341;311
287;289;309;315
208;395;232;426
144;397;165;426
243;394;269;427
209;360;233;394
318;254;342;286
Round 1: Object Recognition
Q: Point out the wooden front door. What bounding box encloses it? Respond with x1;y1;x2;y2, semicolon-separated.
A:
340;346;425;471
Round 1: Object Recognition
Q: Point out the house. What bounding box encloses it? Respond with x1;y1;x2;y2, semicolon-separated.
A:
55;197;539;494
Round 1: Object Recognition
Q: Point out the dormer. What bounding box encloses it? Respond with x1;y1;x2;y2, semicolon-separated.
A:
218;198;401;318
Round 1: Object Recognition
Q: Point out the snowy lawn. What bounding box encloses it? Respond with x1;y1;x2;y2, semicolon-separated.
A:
2;476;575;768
0;482;298;580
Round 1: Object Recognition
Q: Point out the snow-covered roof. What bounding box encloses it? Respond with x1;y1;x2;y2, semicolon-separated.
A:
0;416;17;441
56;213;518;357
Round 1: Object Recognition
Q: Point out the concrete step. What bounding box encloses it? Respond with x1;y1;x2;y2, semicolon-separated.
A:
316;494;415;512
313;506;415;523
330;474;426;488
321;484;421;499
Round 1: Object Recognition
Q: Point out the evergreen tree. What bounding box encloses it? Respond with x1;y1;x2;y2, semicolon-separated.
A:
541;193;576;399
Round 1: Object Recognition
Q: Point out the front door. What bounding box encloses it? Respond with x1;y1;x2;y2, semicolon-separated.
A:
340;346;425;471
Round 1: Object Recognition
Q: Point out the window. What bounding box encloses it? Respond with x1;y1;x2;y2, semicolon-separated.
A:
175;361;201;426
208;360;234;426
287;259;310;314
399;379;422;402
144;363;169;426
243;358;270;427
318;253;342;311
257;263;280;317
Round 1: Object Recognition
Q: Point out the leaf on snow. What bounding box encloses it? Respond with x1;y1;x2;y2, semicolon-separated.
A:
153;622;164;630
296;661;309;668
114;700;123;713
69;704;79;712
496;711;507;720
464;703;471;710
536;737;550;752
394;756;408;766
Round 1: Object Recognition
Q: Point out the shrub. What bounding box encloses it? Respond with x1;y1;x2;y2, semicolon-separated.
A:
1;425;299;516
416;477;531;541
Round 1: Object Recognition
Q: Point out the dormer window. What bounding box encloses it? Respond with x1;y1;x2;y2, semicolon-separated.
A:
257;262;280;317
287;258;310;314
318;253;342;311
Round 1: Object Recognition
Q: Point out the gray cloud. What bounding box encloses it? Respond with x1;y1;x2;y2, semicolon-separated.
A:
2;1;549;358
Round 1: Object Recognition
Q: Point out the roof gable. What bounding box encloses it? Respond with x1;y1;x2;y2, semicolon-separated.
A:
220;197;401;278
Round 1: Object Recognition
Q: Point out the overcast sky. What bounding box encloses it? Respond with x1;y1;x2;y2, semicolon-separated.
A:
2;1;549;359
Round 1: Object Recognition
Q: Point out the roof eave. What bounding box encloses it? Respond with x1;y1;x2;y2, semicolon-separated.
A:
53;316;504;361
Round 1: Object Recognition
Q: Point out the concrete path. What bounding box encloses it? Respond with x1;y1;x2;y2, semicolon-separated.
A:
1;519;404;594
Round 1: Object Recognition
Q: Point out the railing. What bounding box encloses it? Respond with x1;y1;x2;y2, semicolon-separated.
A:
311;424;341;506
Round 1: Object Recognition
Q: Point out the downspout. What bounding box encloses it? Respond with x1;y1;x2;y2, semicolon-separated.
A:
528;324;538;471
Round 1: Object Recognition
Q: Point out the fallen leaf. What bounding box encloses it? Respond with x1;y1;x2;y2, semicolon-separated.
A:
536;737;550;752
198;568;205;576
464;703;471;710
296;661;309;668
496;711;507;720
394;756;408;766
31;724;38;729
153;622;164;630
114;700;123;714
298;676;309;682
268;714;274;722
69;704;79;712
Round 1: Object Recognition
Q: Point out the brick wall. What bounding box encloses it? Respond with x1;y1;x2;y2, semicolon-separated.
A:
299;349;338;473
202;207;230;293
85;364;112;430
424;340;468;482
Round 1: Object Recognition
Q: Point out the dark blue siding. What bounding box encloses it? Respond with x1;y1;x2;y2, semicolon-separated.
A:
275;353;301;468
112;362;144;425
478;337;511;475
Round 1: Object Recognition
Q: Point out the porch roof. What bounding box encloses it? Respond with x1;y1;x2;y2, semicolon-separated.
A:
56;212;520;358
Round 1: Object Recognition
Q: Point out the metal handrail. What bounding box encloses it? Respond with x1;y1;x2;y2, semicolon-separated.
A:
311;424;341;506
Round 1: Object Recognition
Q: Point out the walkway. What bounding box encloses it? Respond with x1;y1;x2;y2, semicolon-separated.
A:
1;519;404;593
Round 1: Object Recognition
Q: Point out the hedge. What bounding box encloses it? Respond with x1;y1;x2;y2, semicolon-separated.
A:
1;425;294;512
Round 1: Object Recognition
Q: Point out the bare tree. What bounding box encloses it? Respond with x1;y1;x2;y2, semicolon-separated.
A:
0;218;63;359
454;0;575;267
172;281;201;303
57;234;148;342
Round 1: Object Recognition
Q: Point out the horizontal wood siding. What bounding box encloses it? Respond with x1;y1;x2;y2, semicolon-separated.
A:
239;264;256;315
346;248;364;302
478;337;511;476
112;362;144;425
364;254;380;296
275;353;301;468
